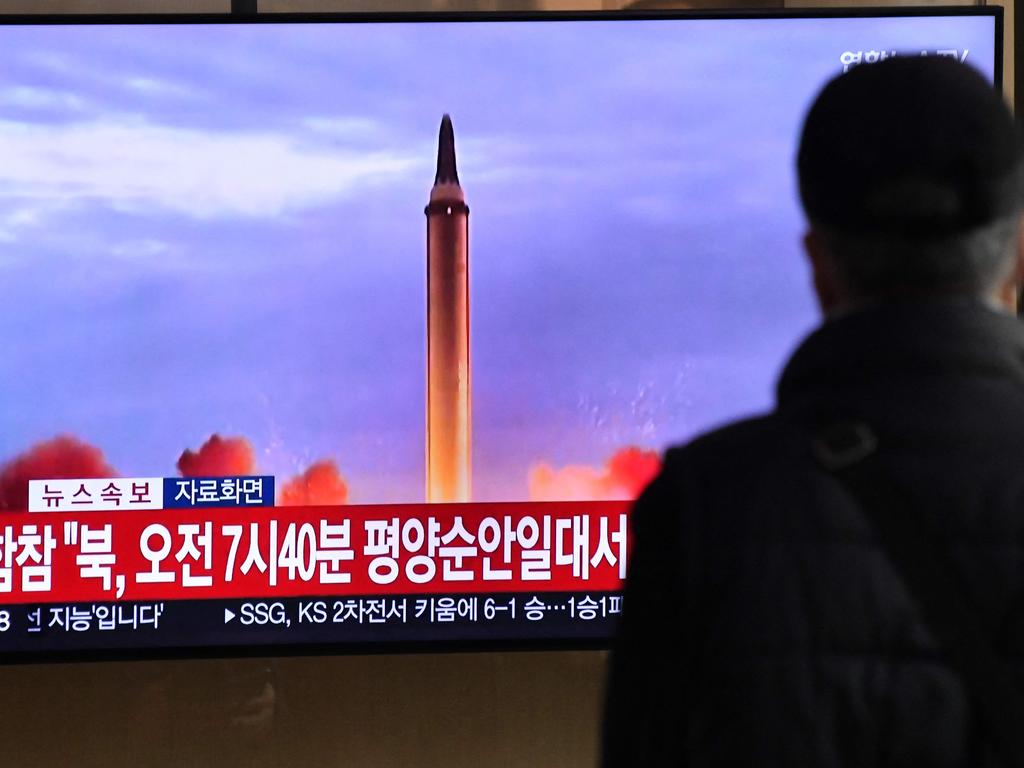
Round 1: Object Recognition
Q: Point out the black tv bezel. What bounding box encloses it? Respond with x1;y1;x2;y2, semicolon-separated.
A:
0;6;1003;666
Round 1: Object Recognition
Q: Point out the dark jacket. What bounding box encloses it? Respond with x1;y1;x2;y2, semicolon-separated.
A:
602;299;1024;767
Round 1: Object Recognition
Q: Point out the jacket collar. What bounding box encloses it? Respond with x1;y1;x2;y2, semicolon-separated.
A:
777;298;1024;410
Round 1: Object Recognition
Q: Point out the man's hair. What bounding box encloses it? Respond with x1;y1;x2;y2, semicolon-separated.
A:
798;57;1022;299
819;215;1019;300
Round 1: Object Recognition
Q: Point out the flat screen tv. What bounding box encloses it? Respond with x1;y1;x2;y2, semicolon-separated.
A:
0;8;1002;662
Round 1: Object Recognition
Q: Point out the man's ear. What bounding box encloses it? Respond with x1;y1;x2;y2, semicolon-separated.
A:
993;214;1024;313
1014;216;1024;313
803;227;843;315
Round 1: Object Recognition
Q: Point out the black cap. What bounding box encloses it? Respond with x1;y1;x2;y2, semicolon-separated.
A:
798;56;1023;238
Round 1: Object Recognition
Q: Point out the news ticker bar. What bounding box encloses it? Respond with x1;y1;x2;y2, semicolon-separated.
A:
0;500;629;603
0;591;623;656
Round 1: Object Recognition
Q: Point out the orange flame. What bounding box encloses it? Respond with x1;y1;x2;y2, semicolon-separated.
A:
278;460;349;506
177;434;256;477
528;446;661;502
0;435;117;511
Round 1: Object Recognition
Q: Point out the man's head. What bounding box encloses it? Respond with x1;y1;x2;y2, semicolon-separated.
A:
797;56;1024;314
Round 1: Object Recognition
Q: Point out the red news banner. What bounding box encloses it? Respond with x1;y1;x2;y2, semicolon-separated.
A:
0;501;631;605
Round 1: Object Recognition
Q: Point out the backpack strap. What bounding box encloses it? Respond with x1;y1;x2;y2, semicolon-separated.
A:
814;422;1024;768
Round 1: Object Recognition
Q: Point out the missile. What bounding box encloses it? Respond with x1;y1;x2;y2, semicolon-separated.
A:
425;114;471;503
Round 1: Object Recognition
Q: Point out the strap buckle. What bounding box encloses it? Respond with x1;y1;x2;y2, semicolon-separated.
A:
813;422;878;471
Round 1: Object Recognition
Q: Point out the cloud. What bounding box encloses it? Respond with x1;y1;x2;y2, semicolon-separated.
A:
110;239;172;260
124;77;194;97
302;116;379;137
0;205;45;242
0;117;425;221
0;86;86;111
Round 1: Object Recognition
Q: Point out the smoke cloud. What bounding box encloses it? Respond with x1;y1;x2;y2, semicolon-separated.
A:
177;434;256;477
528;446;661;502
0;435;117;511
278;460;349;506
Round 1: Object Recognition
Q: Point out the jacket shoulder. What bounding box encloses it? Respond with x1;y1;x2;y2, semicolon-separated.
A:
663;413;800;473
653;413;829;540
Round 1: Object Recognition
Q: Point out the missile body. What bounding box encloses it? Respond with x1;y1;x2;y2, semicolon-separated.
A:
425;115;471;503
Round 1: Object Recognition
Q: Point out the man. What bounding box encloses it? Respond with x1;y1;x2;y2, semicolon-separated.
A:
602;57;1024;766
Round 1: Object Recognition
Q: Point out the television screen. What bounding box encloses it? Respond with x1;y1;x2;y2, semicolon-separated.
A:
0;9;1001;660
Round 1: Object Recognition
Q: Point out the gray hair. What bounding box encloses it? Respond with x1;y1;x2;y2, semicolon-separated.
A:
819;214;1020;300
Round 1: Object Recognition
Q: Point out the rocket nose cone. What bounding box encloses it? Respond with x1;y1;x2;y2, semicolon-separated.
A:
435;114;459;186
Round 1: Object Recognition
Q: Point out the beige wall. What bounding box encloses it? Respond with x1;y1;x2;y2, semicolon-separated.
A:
4;651;607;768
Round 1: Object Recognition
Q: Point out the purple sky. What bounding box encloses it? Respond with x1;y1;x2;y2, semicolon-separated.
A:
0;15;999;502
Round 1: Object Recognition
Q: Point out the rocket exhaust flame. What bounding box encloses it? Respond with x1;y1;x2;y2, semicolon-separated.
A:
279;460;349;506
0;429;355;510
0;434;653;509
180;434;350;506
177;434;256;477
528;446;661;502
0;435;117;511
